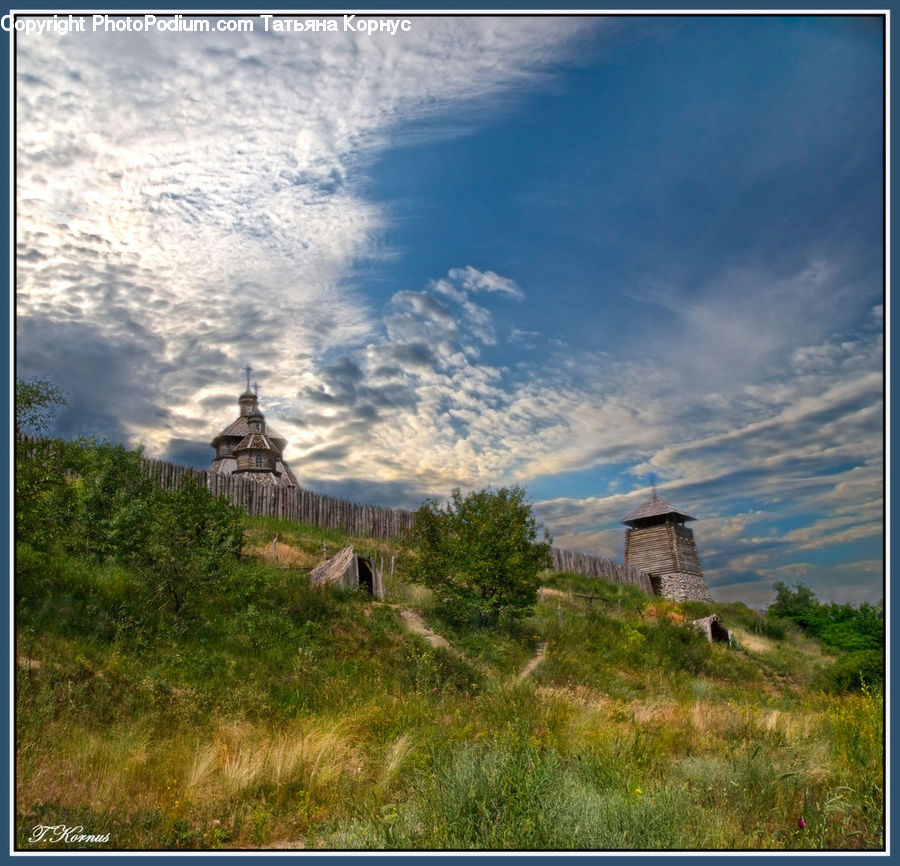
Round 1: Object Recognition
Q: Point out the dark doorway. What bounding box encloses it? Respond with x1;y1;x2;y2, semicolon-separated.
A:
357;557;374;594
710;617;730;643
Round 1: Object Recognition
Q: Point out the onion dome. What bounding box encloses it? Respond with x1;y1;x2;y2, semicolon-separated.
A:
208;369;299;488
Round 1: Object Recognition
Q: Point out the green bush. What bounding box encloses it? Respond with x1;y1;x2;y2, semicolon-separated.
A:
820;649;885;694
123;476;245;613
410;486;551;627
769;582;883;654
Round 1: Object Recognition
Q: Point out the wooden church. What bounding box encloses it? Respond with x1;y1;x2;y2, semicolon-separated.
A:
622;492;712;602
209;369;299;488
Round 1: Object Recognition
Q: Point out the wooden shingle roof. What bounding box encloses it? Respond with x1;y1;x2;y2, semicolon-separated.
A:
211;416;287;449
233;432;279;454
622;494;695;526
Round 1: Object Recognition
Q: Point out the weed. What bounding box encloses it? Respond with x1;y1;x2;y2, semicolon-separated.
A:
15;519;883;850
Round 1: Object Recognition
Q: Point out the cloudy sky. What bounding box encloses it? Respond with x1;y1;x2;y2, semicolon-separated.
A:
15;13;884;607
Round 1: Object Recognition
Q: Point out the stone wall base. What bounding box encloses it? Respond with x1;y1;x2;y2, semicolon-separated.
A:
653;572;712;603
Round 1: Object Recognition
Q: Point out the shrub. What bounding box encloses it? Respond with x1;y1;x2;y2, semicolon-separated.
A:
15;377;77;546
820;649;885;694
15;375;66;434
73;442;157;559
123;477;245;614
410;486;551;627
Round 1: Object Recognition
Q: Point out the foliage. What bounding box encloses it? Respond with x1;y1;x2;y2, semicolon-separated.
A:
16;410;245;614
13;420;885;850
819;650;885;694
121;476;246;613
71;441;159;558
768;582;884;691
769;582;883;651
15;377;74;543
15;539;884;850
774;583;880;652
15;376;66;434
410;486;551;626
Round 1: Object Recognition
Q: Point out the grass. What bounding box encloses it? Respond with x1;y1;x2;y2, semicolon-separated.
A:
15;521;884;851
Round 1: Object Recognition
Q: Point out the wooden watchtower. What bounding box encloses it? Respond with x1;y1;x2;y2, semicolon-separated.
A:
622;493;712;602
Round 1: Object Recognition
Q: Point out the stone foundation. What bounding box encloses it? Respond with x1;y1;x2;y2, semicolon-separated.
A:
652;571;712;603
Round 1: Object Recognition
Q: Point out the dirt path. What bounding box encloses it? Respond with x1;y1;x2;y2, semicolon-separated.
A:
517;642;547;681
394;607;450;648
385;605;547;681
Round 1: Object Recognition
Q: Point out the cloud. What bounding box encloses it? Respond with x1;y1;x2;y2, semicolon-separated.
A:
15;17;882;607
163;437;213;468
372;342;435;372
16;18;594;457
447;265;524;300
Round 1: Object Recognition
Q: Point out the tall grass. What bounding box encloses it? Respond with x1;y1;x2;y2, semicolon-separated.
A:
15;532;883;850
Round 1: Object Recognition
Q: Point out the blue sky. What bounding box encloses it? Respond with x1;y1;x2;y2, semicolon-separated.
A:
15;14;884;607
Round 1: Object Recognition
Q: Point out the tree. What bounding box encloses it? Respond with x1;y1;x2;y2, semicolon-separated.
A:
410;486;551;626
16;376;66;434
768;581;818;625
769;581;884;649
74;441;157;558
15;377;73;543
124;477;245;614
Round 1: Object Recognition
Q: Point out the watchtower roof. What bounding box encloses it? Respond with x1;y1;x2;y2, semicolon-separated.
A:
622;493;696;527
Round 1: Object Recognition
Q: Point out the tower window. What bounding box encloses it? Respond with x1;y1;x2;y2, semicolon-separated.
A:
254;455;263;467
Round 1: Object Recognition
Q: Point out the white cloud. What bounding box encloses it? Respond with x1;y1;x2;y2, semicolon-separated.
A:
15;18;883;606
447;265;525;300
16;18;594;455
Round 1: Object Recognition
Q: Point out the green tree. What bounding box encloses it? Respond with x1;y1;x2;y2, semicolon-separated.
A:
768;581;818;624
124;476;245;613
15;377;73;544
769;581;884;691
15;376;66;434
73;441;157;558
411;486;551;626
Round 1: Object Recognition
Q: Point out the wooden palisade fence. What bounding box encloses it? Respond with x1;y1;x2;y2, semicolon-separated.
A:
18;435;654;589
549;546;653;593
142;457;416;541
147;458;654;589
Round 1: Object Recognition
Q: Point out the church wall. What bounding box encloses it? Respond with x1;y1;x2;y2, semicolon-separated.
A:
235;451;277;473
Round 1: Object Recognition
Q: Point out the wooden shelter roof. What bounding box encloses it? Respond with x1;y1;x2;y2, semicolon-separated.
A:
309;546;359;587
622;493;695;526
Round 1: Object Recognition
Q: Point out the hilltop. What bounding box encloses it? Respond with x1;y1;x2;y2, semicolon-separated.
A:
15;514;883;851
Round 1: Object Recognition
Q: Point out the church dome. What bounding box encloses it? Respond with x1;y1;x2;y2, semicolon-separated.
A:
209;370;298;488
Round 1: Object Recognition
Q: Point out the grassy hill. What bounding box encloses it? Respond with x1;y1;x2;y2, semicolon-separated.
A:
15;515;883;851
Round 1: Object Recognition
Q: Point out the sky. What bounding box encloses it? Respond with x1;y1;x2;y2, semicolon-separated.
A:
14;13;884;608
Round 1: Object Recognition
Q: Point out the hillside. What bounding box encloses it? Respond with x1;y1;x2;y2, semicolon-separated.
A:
15;516;883;851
